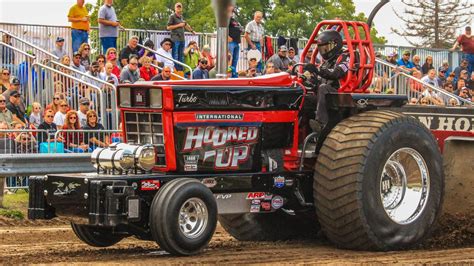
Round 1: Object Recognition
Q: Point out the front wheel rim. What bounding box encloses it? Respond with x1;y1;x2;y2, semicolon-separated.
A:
380;148;430;225
178;198;209;239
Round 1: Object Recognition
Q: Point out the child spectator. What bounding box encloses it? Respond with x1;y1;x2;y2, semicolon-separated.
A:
29;102;42;128
53;100;69;129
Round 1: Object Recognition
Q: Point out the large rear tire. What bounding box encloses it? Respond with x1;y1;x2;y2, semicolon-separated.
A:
71;223;124;247
314;110;444;250
149;178;217;256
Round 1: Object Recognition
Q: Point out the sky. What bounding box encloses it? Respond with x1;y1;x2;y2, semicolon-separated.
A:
0;0;471;46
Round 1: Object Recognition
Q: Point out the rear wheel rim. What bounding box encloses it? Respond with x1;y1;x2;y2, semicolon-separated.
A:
380;148;430;225
178;198;208;239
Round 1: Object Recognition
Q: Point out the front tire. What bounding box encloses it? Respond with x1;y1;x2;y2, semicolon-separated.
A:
314;110;444;250
149;178;217;256
71;223;124;247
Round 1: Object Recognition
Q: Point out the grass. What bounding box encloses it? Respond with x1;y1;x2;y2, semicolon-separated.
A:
1;190;29;219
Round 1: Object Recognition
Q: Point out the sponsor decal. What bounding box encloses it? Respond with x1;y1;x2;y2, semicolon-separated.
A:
264;193;273;201
406;113;474;132
260;201;271;211
273;176;285;188
52;181;81;196
271;196;284;209
216;194;232;200
285;179;294;187
177;93;198;103
246;192;266;200
183;126;259;169
184;155;199;172
251;199;261;205
140;180;160;191
250;204;261;213
202;178;217;188
196;114;244;121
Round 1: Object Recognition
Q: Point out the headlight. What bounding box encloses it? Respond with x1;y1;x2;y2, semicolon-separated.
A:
150;88;162;108
117;143;156;171
119;87;131;107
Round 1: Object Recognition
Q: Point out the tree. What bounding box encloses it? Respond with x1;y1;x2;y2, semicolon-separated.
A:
392;0;473;48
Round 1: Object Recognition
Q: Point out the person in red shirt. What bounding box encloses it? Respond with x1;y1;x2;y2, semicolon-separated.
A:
139;56;158;81
452;26;474;74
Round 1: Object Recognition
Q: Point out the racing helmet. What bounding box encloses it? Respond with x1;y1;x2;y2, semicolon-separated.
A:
315;30;343;61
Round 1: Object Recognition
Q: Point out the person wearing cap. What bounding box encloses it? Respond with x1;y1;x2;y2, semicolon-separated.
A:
453;58;469;82
397;50;416;73
0;94;23;127
67;0;90;53
266;46;291;72
228;3;243;78
72;51;86;75
192;58;210;80
440;60;452;76
244;11;265;72
167;2;196;70
52;37;67;60
156;38;175;71
386;51;398;65
6;90;26;124
2;77;25;114
82;61;104;88
288;47;298;65
98;0;122;54
436;67;447;87
77;97;90;128
451;26;473;74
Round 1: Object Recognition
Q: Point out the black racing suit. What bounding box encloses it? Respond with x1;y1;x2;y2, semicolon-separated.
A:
315;51;350;125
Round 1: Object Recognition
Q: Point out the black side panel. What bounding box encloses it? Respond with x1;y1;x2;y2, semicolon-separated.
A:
173;86;303;110
28;176;55;219
261;123;294;149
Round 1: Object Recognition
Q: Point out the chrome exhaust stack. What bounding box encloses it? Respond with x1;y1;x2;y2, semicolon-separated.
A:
212;0;235;79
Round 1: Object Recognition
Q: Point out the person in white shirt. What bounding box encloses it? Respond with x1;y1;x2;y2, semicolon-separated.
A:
77;97;90;128
53;100;69;129
420;69;439;88
100;62;119;86
156;38;175;71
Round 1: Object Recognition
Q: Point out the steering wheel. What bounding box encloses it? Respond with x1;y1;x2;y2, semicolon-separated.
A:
291;63;320;89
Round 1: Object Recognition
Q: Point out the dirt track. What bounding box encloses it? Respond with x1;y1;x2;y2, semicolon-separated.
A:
0;214;473;264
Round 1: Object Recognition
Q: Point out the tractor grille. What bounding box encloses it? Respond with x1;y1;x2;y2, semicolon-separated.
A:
124;112;166;167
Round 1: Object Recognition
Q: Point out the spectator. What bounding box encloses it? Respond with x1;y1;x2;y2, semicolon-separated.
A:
51;37;67;60
446;72;456;86
119;36;140;67
6;91;26;124
421;86;444;105
244;11;265;72
105;48;121;77
440;60;452;76
228;4;243;77
138;39;157;65
0;68;11;93
97;54;106;73
1;34;15;65
98;0;121;53
192;58;209;79
29;102;42;128
15;132;37;154
151;66;172;81
0;122;15;154
62;110;90;153
139;57;158;81
456;69;469;86
184;41;201;77
46;93;65;114
200;45;215;71
436;67;447;88
453;59;469;81
237;71;247;78
421;69;439;88
120;55;140;83
67;0;90;53
2;77;24;113
83;110;109;149
71;51;86;74
77;97;90;128
457;87;472;104
454;79;467;95
267;45;290;72
467;72;474;90
440;82;457;105
61;55;71;67
412;55;422;72
100;62;119;86
421;55;434;75
78;43;91;71
304;48;314;64
409;71;423;93
156;38;175;70
82;61;104;88
288;47;298;65
0;95;22;127
448;97;459;106
53;100;69;129
451;26;473;74
247;67;257;77
397;50;416;73
386;51;398;65
167;2;196;70
265;62;276;75
37;110;59;143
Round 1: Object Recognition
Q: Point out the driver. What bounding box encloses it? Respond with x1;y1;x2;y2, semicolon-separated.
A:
307;30;349;133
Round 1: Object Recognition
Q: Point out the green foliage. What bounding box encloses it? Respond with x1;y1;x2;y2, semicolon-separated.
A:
88;0;386;43
0;209;24;220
